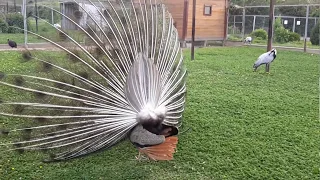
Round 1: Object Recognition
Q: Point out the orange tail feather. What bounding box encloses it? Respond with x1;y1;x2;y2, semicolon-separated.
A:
138;136;178;161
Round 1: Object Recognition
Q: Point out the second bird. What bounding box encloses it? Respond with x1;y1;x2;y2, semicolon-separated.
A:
7;39;17;48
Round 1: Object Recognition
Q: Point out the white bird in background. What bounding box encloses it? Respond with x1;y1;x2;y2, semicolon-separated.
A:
244;36;252;45
53;23;61;29
253;48;277;73
0;0;186;162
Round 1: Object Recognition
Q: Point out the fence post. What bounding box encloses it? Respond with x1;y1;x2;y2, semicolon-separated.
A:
14;0;17;12
304;5;309;53
52;9;54;24
191;0;196;60
293;17;296;32
242;7;245;39
233;15;236;34
23;0;28;47
253;15;256;32
35;0;38;33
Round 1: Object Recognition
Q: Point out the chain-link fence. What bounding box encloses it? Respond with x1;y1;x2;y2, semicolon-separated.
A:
228;3;320;51
229;15;318;37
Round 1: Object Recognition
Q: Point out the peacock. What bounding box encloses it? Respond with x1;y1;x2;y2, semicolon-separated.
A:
0;0;187;162
253;48;277;73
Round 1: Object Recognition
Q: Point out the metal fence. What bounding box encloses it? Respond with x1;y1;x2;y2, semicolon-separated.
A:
228;4;320;51
228;15;318;38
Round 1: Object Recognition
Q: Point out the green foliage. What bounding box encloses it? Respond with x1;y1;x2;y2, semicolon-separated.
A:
0;18;9;33
288;32;300;42
227;34;242;41
250;29;267;40
310;22;320;45
6;13;24;29
311;9;320;17
37;6;60;24
7;26;22;33
5;13;30;33
274;18;283;30
41;27;48;32
0;47;318;179
274;18;300;43
252;36;265;43
274;27;290;43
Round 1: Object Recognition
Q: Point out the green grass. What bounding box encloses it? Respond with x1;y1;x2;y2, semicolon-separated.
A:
228;35;320;49
253;39;320;49
0;19;87;44
0;47;319;179
0;19;55;44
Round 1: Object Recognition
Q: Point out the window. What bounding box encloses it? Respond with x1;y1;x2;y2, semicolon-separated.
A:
203;5;212;16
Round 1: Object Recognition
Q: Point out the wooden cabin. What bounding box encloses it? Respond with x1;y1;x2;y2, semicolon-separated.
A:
60;0;228;45
162;0;228;44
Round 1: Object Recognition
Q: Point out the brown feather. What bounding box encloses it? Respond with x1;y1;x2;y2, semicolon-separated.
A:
138;136;178;161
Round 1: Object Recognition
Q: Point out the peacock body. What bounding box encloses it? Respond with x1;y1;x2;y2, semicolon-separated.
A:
0;0;186;161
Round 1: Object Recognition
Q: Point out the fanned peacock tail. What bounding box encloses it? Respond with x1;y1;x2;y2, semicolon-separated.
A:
0;0;186;161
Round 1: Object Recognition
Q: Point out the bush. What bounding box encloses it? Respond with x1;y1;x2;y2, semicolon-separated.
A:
37;6;60;24
274;17;283;30
7;26;22;33
310;22;320;45
5;13;30;33
274;27;301;43
250;29;267;40
274;27;290;43
288;32;300;42
252;37;265;43
0;18;8;33
227;34;242;41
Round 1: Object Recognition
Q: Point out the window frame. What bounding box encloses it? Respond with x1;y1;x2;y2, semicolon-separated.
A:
203;5;212;16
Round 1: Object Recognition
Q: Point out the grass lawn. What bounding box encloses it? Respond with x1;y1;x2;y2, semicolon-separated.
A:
0;19;87;45
0;19;64;44
253;40;320;49
227;34;320;49
0;47;318;179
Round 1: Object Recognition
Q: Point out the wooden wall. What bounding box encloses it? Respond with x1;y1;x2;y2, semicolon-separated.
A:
185;0;226;40
163;0;226;41
162;0;186;40
60;2;80;30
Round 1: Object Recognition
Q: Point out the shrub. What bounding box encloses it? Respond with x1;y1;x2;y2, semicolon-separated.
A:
0;18;8;33
274;27;290;43
8;26;22;33
37;6;60;24
310;22;320;45
227;34;242;41
274;17;283;30
250;29;267;40
252;37;265;43
5;13;30;33
288;32;300;42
